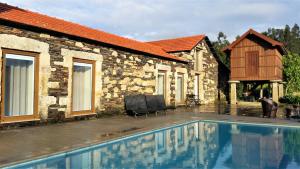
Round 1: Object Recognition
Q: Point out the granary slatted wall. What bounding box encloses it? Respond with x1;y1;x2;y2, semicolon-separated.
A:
229;34;283;81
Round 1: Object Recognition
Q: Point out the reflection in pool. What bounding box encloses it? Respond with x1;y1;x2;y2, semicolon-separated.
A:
8;121;300;169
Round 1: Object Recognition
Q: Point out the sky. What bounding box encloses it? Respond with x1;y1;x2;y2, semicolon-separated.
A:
1;0;299;42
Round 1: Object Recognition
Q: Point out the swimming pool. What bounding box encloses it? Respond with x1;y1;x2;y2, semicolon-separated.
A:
6;120;300;169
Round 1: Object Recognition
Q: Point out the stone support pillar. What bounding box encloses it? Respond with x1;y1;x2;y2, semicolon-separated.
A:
260;84;263;99
278;82;284;98
229;81;239;104
271;80;281;103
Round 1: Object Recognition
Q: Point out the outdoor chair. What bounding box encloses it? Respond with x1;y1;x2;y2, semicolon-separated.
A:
285;105;300;119
185;94;200;107
260;98;278;118
124;94;149;117
145;95;167;116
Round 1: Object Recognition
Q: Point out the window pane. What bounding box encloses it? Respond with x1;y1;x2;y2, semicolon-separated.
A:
195;55;199;71
176;75;183;102
72;62;92;111
4;54;35;116
157;72;165;96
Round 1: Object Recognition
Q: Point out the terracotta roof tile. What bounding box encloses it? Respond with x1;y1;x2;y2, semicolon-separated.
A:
0;3;187;62
147;35;206;52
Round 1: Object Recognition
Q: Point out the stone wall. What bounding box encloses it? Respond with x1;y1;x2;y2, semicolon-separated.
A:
0;24;190;121
100;48;189;110
171;41;222;104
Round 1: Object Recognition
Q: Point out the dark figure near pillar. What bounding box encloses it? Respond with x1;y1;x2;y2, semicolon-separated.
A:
263;88;271;99
260;98;278;118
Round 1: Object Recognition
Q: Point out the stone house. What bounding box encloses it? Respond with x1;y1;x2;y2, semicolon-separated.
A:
0;3;227;125
148;36;228;103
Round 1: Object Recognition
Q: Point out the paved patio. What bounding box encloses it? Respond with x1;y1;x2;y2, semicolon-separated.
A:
0;104;299;167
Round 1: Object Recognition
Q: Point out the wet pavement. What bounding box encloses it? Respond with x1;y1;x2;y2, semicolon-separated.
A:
196;102;288;117
0;103;299;167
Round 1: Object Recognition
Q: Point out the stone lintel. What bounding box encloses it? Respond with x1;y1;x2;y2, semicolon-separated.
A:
279;81;286;84
228;80;240;84
270;80;282;83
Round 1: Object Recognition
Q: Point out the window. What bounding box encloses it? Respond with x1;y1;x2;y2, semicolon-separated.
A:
157;71;166;96
1;49;39;122
194;49;202;71
176;74;184;103
72;59;95;114
195;50;199;71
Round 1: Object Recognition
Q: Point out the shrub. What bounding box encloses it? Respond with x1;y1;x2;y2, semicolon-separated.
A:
279;95;300;104
237;83;244;100
283;53;300;94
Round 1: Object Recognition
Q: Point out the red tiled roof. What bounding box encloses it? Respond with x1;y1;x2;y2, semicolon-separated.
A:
0;3;187;62
223;29;285;54
147;35;206;52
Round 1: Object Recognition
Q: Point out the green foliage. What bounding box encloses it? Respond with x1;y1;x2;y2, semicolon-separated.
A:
262;24;300;94
212;32;230;68
279;94;300;104
262;24;300;54
283;53;300;94
236;83;244;99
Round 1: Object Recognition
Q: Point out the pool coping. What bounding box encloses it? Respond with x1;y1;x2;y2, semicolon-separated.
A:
202;119;300;129
4;118;300;168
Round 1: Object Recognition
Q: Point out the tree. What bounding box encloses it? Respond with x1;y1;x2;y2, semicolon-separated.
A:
263;24;300;54
262;24;300;94
283;52;300;94
212;32;230;67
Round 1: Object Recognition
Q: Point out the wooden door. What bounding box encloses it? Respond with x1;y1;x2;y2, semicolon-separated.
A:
246;51;259;77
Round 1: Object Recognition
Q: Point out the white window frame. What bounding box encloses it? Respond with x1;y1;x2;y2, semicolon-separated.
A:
157;70;166;96
71;58;95;115
155;64;171;105
175;67;188;106
176;73;184;103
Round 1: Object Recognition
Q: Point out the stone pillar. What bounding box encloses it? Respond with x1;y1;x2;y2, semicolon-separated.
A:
271;80;281;103
260;84;263;99
278;82;284;98
229;81;239;104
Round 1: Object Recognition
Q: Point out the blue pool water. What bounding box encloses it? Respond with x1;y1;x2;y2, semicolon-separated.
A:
6;120;300;169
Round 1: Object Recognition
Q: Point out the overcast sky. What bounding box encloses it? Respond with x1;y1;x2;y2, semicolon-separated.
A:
2;0;299;42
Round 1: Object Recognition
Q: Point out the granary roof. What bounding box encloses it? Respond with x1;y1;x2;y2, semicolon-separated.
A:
223;29;286;55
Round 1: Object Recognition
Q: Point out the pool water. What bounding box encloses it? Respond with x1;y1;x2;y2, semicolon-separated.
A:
7;121;300;169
